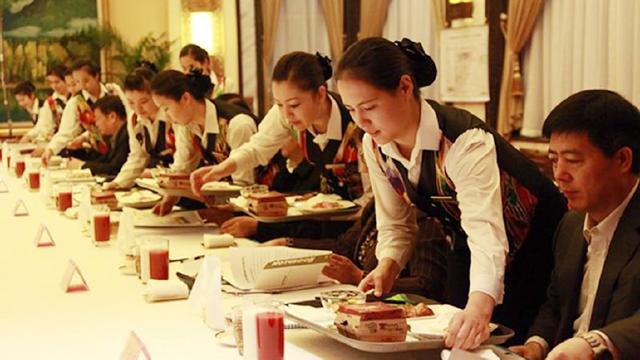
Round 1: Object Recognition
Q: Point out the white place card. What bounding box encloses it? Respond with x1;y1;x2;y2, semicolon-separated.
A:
120;331;151;360
34;223;56;247
13;198;29;216
60;259;89;292
0;177;8;193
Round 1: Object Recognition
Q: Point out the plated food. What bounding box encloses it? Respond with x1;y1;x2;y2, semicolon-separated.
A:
201;181;243;192
320;290;366;313
247;191;289;217
116;190;162;208
396;303;434;318
156;172;191;190
91;190;118;210
335;302;409;342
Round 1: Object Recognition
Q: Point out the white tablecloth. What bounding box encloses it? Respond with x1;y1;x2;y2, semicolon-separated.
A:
0;166;442;360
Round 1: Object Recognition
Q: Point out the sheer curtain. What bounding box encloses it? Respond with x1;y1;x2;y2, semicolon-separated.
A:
383;0;441;100
521;0;640;137
270;0;331;83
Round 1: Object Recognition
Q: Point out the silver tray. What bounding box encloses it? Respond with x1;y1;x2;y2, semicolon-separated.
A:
284;307;514;353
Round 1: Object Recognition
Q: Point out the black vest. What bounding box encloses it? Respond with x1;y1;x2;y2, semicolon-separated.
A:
301;93;363;200
196;98;259;166
383;100;564;255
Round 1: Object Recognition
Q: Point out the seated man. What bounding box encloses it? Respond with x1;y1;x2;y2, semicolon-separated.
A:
510;90;640;359
67;95;130;176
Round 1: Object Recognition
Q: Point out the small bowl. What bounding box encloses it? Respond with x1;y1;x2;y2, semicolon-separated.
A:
319;289;366;313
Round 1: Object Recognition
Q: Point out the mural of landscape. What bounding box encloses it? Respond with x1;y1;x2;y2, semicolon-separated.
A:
1;0;99;122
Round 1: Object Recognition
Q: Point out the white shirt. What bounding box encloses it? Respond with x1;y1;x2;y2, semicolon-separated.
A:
47;85;109;154
27;92;69;141
227;96;371;204
364;99;508;303
171;99;257;185
574;180;640;334
112;109;169;188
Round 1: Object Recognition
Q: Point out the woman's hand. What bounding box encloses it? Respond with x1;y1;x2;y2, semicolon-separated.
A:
358;257;401;297
322;254;364;285
152;195;180;216
444;292;495;350
509;342;544;360
102;181;119;191
220;216;258;238
41;148;54;167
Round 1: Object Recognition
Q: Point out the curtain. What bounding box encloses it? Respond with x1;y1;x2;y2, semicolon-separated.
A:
240;0;257;111
496;0;545;136
521;0;640;137
383;0;441;101
320;0;344;64
261;0;282;110
358;0;391;39
431;0;447;31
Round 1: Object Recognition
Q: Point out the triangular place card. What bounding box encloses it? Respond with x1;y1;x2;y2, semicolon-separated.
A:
13;198;29;216
120;331;151;360
61;259;89;293
34;223;56;247
0;177;8;193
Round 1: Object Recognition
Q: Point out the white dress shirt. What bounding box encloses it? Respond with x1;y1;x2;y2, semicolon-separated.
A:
171;99;256;185
364;99;508;303
27;92;69;141
112;109;168;188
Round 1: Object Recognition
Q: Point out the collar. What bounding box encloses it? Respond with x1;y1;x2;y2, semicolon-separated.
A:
137;108;167;128
583;179;640;244
379;99;441;168
81;83;108;103
52;92;69;103
308;96;342;141
31;98;40;115
188;99;219;140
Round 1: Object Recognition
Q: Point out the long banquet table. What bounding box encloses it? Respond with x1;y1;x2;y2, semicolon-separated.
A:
0;165;443;360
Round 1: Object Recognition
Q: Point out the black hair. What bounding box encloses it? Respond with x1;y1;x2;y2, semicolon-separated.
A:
46;64;67;80
336;37;437;98
71;58;100;77
124;65;157;92
150;69;212;102
14;81;36;96
543;89;640;173
64;68;74;77
179;44;209;63
272;51;332;92
93;95;127;121
216;93;252;112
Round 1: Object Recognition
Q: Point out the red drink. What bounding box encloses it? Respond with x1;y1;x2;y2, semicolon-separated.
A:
93;214;111;242
57;192;73;211
256;312;284;360
28;172;40;190
15;160;25;177
149;249;169;280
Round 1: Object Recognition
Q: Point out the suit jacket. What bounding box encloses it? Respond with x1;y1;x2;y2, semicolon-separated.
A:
528;186;640;357
82;123;130;176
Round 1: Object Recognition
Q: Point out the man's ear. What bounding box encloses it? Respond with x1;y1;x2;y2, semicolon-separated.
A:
615;146;634;174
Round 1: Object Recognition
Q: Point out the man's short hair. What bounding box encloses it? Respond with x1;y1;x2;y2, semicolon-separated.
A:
543;89;640;173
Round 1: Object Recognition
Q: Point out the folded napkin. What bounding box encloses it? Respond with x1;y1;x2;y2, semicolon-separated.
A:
187;255;225;330
441;347;500;360
202;233;235;248
144;280;189;302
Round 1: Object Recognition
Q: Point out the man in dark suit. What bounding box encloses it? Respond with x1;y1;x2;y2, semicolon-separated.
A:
510;90;640;359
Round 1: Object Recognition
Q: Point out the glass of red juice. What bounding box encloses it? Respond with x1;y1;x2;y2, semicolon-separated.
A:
28;170;40;190
142;238;169;281
56;184;73;211
15;159;25;178
91;205;111;245
255;302;284;360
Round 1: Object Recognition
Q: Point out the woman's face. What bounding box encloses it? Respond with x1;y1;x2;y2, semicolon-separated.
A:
15;93;35;111
152;93;192;126
272;81;326;132
179;55;211;76
65;75;81;94
73;69;100;96
337;75;414;145
46;74;68;96
126;89;158;120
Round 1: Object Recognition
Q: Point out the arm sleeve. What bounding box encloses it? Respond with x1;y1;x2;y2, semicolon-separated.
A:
227;114;258;185
111;115;150;188
47;97;82;154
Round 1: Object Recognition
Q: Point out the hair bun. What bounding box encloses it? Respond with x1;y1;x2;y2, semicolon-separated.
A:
187;68;213;98
135;60;158;73
394;38;437;87
315;52;333;81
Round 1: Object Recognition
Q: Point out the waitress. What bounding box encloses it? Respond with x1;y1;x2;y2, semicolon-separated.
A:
335;37;567;348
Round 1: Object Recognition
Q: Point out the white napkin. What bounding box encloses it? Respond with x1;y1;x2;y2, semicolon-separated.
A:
143;280;189;302
441;347;500;360
202;233;235;248
187;255;225;330
117;207;137;255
